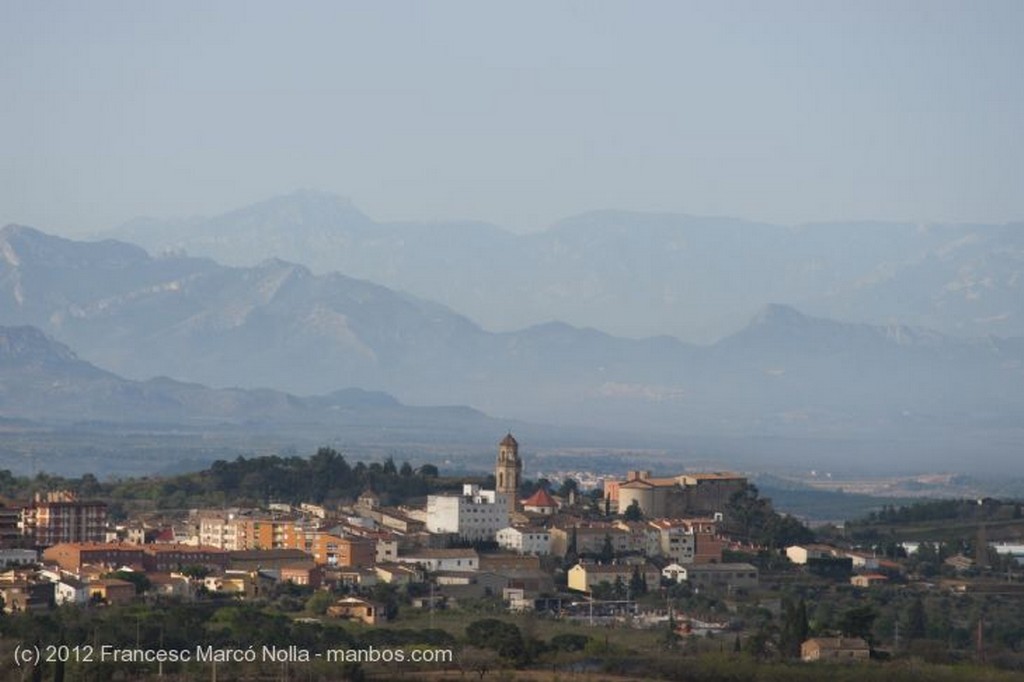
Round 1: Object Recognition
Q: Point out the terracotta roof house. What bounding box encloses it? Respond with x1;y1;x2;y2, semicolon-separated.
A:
522;488;558;515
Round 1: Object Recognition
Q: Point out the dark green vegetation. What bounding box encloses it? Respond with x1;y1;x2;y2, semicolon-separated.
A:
847;498;1024;545
0;448;456;515
724;484;816;548
4;594;1022;682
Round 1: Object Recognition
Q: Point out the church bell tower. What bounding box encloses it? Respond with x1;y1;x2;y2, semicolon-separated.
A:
496;433;522;512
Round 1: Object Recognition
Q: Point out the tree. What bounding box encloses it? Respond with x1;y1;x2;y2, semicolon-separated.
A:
465;619;527;663
558;477;579;500
663;612;678;648
104;570;151;595
629;567;646;597
905;597;927;640
307;590;335;615
564;526;579;568
779;598;809;658
839;605;877;643
623;499;643;521
599;534;615;564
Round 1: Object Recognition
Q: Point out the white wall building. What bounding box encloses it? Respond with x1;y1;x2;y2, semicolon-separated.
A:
395;549;479;572
426;484;510;542
657;525;696;564
198;512;242;550
496;527;551;555
0;549;38;568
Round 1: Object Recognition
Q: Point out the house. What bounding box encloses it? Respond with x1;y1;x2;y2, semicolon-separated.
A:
374;563;423;585
850;573;888;588
521;488;558;515
204;571;255;597
305;534;374;568
327;567;378;589
801;637;870;662
147;573;192;599
646;520;696;563
845;551;880;570
675;563;759;590
786;544;837;565
280;563;323;588
327;597;381;625
227;549;312;571
496;526;551;555
566;562;660;593
435;571;509;601
87;578;135;606
0;582;54;612
662;563;687;584
395;549;479;572
426;485;510;542
549;524;630;558
504;587;533;612
50;575;88;605
0;549;39;568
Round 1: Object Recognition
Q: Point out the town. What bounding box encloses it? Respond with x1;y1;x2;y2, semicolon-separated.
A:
1;436;1023;680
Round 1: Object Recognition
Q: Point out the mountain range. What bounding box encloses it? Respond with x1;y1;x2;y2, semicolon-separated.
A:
104;190;1024;343
3;221;1024;474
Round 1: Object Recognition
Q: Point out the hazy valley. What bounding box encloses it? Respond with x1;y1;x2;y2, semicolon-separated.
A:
3;203;1023;478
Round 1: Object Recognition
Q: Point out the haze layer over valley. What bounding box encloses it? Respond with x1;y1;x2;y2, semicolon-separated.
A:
3;213;1023;476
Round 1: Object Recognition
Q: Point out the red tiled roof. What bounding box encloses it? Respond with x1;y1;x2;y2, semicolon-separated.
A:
522;488;556;508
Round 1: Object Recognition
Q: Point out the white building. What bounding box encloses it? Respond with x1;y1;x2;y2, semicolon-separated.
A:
0;549;38;568
785;544;836;565
647;520;696;561
38;569;88;605
198;512;242;550
496;526;551;555
426;485;510;542
662;562;687;584
844;551;880;570
395;549;479;572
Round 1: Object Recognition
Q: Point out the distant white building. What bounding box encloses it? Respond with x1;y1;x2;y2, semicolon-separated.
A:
38;569;88;605
395;549;479;572
496;526;551;555
0;549;38;568
662;562;687;584
647;521;696;563
426;484;510;542
785;544;836;565
198;511;243;551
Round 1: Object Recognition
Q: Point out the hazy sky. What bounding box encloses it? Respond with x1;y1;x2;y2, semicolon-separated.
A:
2;1;1022;235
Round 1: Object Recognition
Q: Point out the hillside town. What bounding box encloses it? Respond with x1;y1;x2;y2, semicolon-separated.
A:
2;435;1024;677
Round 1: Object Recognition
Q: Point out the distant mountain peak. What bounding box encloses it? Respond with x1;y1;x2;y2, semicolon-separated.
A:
223;190;374;229
749;304;810;327
0;325;81;366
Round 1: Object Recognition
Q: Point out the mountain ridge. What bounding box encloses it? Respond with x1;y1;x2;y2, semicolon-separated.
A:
93;191;1024;342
